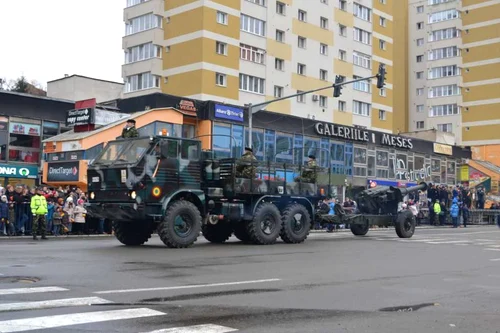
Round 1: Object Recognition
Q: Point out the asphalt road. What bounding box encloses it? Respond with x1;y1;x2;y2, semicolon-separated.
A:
1;226;500;333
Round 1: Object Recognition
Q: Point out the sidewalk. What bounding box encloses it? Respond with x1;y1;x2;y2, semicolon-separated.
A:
309;224;491;233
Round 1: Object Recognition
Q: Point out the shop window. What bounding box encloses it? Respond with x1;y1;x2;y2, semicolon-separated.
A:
138;123;155;137
353;147;367;164
86;143;104;161
330;142;344;162
232;125;244;158
367;156;375;177
9;150;40;163
42;121;59;140
389;156;395;179
275;132;293;164
431;159;440;173
155;122;174;136
354;166;367;177
447;161;455;174
182;124;195;139
376;151;389;167
376;169;389;178
293;134;303;165
264;130;275;162
244;128;264;161
213;123;231;158
396;153;407;171
344;143;353;176
303;137;319;165
320;139;329;167
9;121;41;164
0;131;7;161
432;175;441;184
414;156;425;170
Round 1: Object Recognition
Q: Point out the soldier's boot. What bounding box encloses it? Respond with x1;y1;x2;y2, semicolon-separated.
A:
33;235;38;240
41;234;48;240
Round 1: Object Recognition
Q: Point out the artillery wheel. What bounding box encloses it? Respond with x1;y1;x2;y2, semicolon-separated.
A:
246;202;281;245
202;222;233;243
350;220;369;236
233;222;251;242
395;210;416;238
158;200;202;248
113;220;153;246
280;203;311;244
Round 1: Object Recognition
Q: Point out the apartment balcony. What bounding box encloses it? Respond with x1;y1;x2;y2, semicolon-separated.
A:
124;0;164;21
122;58;163;78
123;27;164;50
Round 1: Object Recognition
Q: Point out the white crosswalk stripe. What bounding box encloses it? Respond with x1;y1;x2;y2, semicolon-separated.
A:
0;287;68;296
0;308;166;332
142;324;238;333
0;297;113;312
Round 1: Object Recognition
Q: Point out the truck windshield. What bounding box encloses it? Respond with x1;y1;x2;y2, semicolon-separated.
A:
93;138;152;165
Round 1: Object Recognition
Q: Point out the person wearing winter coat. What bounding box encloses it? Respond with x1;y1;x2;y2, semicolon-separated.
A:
450;198;460;228
0;195;12;236
63;197;75;233
433;200;441;226
72;199;87;235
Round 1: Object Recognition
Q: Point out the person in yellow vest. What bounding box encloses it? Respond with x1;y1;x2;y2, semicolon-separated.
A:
433;199;441;226
31;187;48;240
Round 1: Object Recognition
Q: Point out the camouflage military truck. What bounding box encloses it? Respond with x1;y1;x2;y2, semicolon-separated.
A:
86;135;339;248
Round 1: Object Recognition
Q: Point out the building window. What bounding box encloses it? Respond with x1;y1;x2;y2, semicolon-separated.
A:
319;96;328;107
246;0;266;5
125;13;162;35
428;27;460;42
275;131;293;163
437;123;453;132
416;55;423;62
298;9;307;22
216;41;227;55
9;121;41;164
274;85;284;98
321;43;328;55
297;63;306;75
275;58;284;71
240;14;266;36
126;0;150;7
320;17;329;29
417;104;424;112
428;65;460;79
416;121;425;129
428;9;460;24
338;100;346;111
354;3;372;22
276;1;285;15
353;100;371;116
417;22;424;29
298;36;307;48
417;5;424;13
124;42;161;64
379;88;386;97
217;11;228;25
297;91;305;103
240;43;265;64
416;71;424;79
379;17;386;26
125;72;160;92
276;29;284;42
239;74;265;94
215;73;227;86
338;49;346;60
320;69;328;81
417;88;424;95
353;76;371;93
429;104;460;117
339;0;347;11
379;39;386;50
42;121;59;141
378;110;386;120
353;51;371;69
429;0;455;4
428;46;460;61
428;84;460;98
416;38;424;46
354;27;371;45
339;25;347;36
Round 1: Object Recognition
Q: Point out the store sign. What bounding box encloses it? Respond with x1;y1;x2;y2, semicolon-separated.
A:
434;143;453;156
9;122;41;136
394;158;431;182
178;100;197;113
94;109;129;126
0;163;38;179
314;122;413;149
47;162;79;182
66;108;93;126
215;104;244;122
61;141;82;152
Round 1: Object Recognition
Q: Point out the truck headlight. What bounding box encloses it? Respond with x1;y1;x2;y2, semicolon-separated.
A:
130;191;137;199
90;192;95;200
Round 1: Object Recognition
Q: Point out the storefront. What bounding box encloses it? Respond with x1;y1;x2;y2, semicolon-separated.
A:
0;163;38;188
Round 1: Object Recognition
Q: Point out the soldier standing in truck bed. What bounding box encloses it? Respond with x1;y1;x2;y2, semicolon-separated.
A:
236;147;257;179
295;155;317;183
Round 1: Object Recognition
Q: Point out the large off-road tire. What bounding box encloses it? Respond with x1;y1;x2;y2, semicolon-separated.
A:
246;202;282;245
113;220;153;246
157;201;202;248
233;223;251;242
280;203;311;244
350;221;370;236
202;222;233;243
395;210;416;238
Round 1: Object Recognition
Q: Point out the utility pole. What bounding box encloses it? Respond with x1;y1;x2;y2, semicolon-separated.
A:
245;64;386;149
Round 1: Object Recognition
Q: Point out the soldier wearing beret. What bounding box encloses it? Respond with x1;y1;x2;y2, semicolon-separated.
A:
295;155;317;183
236;147;257;179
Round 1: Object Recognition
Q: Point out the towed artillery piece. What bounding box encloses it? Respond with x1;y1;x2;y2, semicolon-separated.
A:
316;182;428;238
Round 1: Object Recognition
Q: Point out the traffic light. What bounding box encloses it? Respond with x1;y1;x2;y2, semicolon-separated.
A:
333;75;343;97
376;64;386;89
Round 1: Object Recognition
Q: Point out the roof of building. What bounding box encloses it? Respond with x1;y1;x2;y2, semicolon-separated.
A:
473;160;500;175
47;74;124;86
0;89;74;104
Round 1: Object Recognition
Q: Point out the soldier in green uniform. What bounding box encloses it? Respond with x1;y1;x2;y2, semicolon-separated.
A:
122;119;139;138
295;155;317;183
235;147;257;179
30;187;48;240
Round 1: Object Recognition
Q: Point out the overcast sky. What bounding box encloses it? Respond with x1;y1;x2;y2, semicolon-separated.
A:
0;0;124;88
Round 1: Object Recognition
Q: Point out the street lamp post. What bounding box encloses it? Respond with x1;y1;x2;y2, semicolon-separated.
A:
245;65;386;149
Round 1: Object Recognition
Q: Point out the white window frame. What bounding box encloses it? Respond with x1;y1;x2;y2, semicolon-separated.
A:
125;13;162;36
125;72;160;92
416;38;424;46
339;25;347;36
417;5;424;13
417;88;424;96
416;121;425;129
353;75;371;93
320;43;328;55
298;9;307;22
276;1;285;15
428;84;461;98
416;71;424;79
428;27;460;42
276;29;285;42
319;96;328;107
320;17;329;29
240;43;265;64
217;11;228;25
428;9;460;24
215;73;227;87
416;105;424;112
275;58;284;71
437;123;453;132
338;100;346;111
379;39;386;50
338;49;346;60
274;85;284;98
240;14;266;36
378;110;386;120
354;3;372;22
320;69;328;81
427;46;460;61
124;42;161;64
297;90;306;103
339;0;347;11
298;36;307;48
379;17;386;27
353;51;371;69
239;73;265;94
354;27;371;45
353;100;371;116
429;104;460;117
428;65;460;79
297;63;306;75
216;41;227;55
379;88;386;97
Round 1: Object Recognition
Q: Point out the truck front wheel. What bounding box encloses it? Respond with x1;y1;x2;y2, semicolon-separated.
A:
113;220;153;246
158;201;202;248
395;210;416;238
280;203;311;244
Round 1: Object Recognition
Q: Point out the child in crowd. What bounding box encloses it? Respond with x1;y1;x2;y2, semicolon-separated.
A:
0;195;14;236
52;206;63;236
